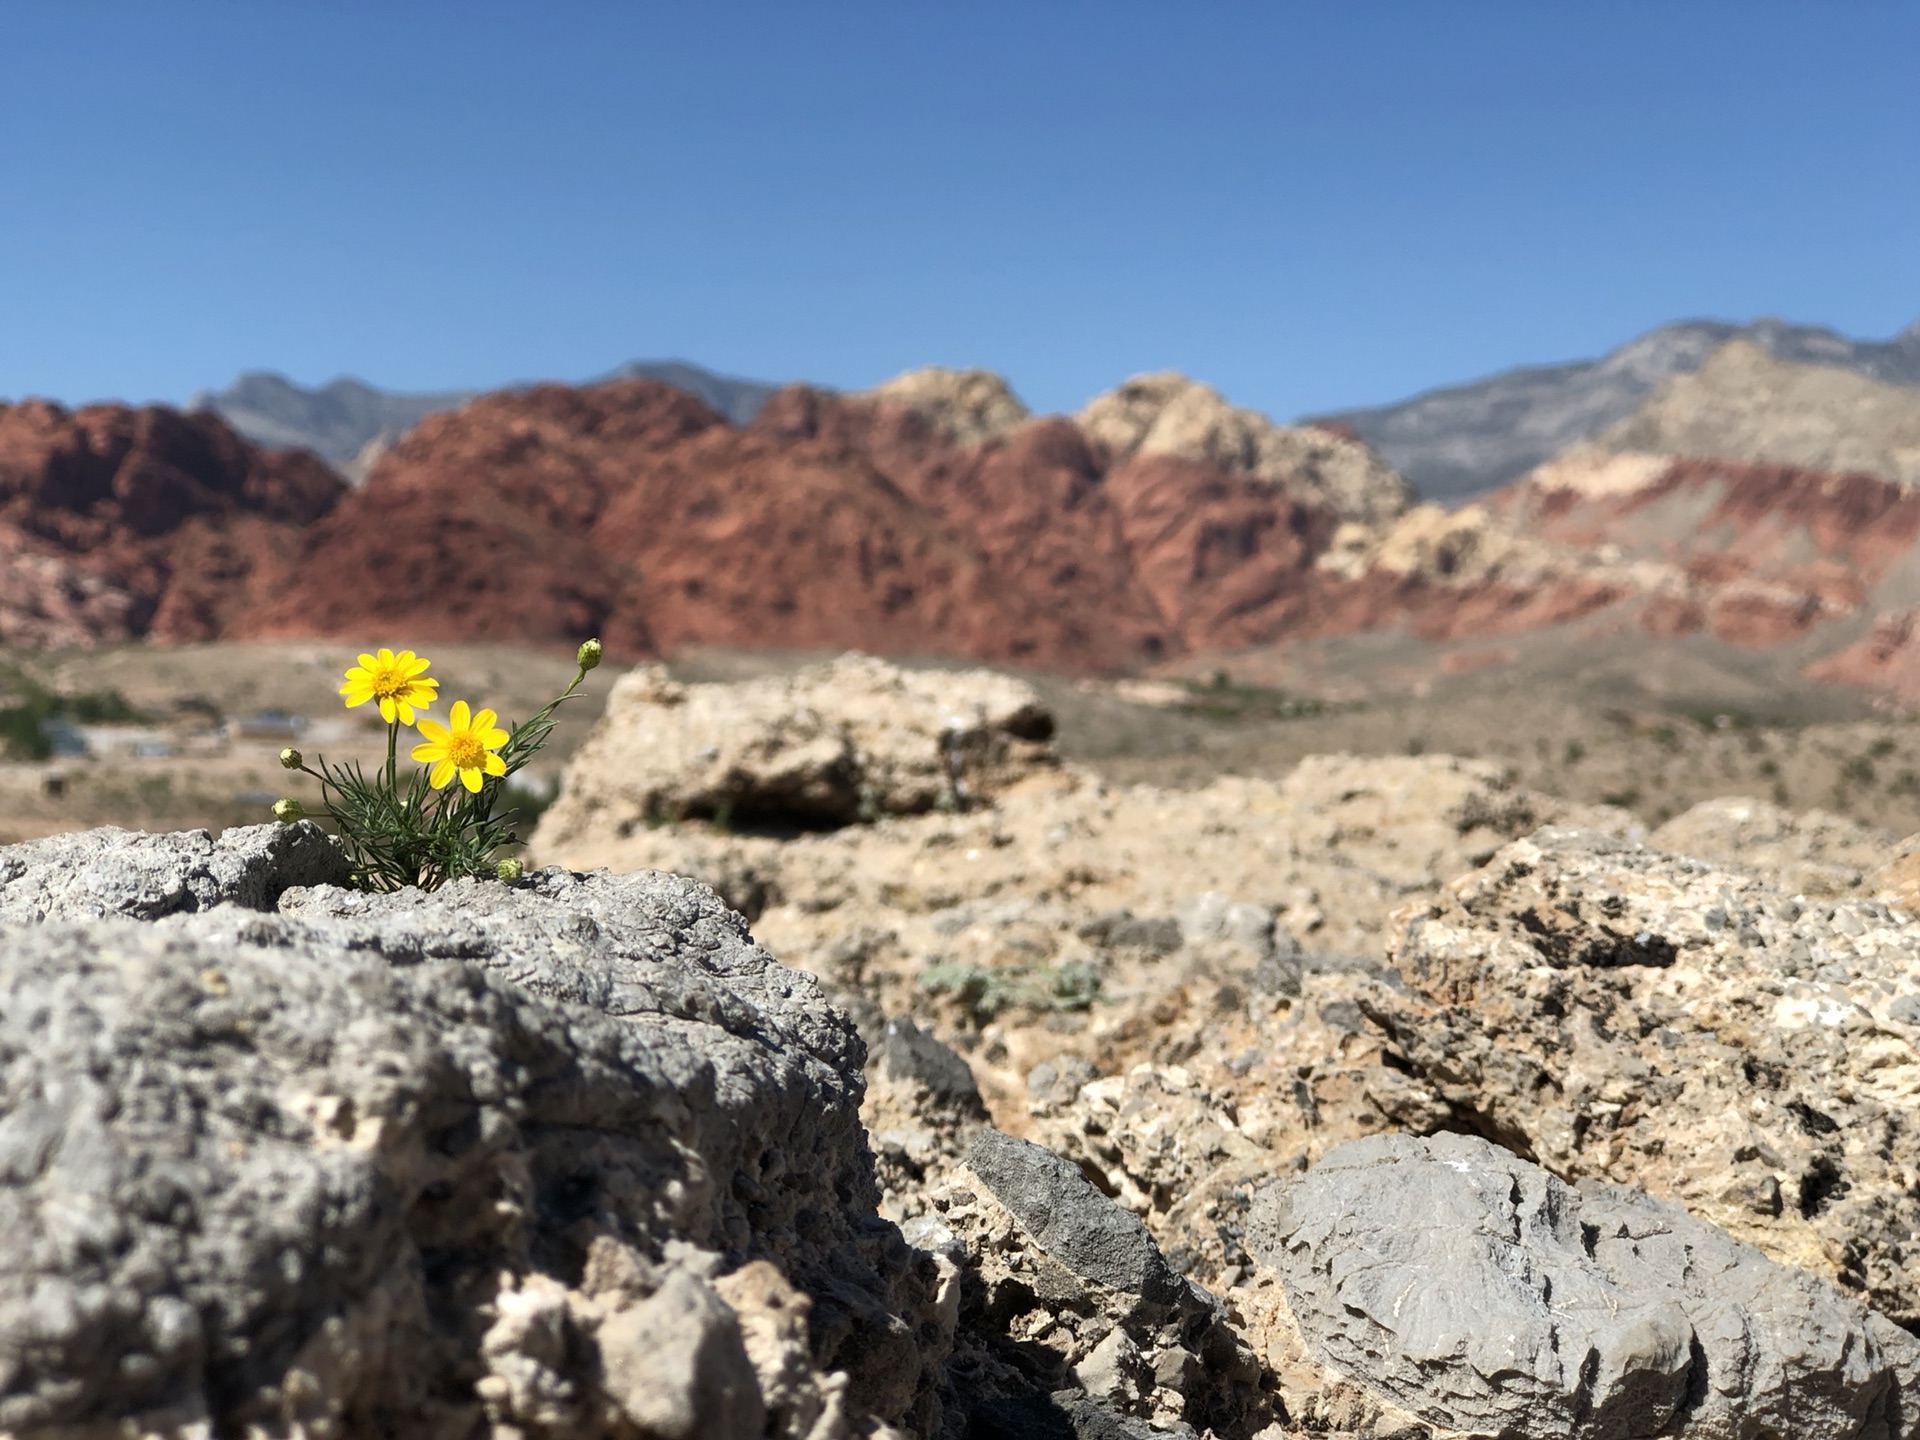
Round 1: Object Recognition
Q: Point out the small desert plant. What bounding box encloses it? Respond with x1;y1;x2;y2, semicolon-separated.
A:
0;667;144;761
273;640;600;892
1842;755;1877;788
919;958;1102;1023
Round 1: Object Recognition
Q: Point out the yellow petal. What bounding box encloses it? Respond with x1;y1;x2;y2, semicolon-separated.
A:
481;727;510;748
410;741;443;763
396;702;415;725
483;753;507;777
460;765;484;793
376;647;395;665
415;718;449;742
378;696;396;724
357;653;377;671
472;708;498;734
429;758;456;789
449;700;471;730
404;655;431;677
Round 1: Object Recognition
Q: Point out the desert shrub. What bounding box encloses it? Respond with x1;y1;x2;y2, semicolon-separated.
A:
919;958;1102;1023
0;669;145;760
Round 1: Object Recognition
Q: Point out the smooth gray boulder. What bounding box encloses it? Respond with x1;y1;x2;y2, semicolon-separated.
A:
0;856;927;1438
0;821;348;922
1248;1132;1920;1440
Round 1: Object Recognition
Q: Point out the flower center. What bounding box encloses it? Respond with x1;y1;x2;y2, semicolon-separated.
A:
371;665;408;698
447;733;487;769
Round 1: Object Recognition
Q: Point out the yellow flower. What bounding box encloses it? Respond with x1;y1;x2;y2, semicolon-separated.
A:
411;700;509;793
340;647;439;725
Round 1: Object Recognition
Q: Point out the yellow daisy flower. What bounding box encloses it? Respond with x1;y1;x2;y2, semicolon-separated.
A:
411;700;510;793
340;648;439;725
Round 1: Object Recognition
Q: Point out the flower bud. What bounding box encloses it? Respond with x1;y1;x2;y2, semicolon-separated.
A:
271;798;305;824
279;747;303;770
576;638;603;671
495;857;524;883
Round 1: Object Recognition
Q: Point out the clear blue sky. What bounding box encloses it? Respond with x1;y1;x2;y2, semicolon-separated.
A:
3;1;1917;419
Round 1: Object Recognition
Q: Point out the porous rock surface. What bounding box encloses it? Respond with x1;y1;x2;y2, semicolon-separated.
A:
0;821;350;922
1248;1131;1920;1440
1362;825;1920;1326
0;828;935;1439
1651;795;1896;899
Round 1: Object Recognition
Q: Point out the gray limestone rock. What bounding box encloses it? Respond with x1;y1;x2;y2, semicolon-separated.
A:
879;1014;982;1111
212;866;866;1086
0;821;348;922
0;857;922;1438
1248;1132;1919;1440
965;1129;1181;1306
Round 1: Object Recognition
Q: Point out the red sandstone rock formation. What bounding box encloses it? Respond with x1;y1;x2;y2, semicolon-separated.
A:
237;378;1402;670
10;376;1920;690
1490;454;1920;646
1807;612;1920;707
0;399;343;645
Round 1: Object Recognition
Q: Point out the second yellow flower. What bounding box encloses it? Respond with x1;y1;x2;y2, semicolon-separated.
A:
412;700;509;792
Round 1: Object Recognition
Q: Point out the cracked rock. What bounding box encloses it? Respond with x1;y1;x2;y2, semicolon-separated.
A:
1248;1131;1920;1440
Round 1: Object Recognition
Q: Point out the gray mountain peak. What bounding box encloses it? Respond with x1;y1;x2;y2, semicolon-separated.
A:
192;359;781;481
1318;315;1920;501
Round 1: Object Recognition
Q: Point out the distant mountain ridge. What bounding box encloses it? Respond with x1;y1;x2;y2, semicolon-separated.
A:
1318;316;1920;501
190;360;779;480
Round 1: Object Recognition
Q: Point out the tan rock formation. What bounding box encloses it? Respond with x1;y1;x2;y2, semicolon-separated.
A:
1315;501;1573;585
1495;451;1920;646
533;652;1057;841
1077;371;1413;527
1596;338;1920;485
862;366;1031;446
533;659;1635;1117
0;537;140;647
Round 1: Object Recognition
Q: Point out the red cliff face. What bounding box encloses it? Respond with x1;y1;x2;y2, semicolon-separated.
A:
1489;456;1920;647
0;399;344;645
237;379;1377;670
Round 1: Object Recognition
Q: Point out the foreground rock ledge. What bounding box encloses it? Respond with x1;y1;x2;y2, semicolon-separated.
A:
10;819;1920;1439
0;826;932;1439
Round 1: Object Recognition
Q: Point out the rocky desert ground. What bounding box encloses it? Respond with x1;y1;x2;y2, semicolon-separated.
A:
9;623;1920;847
8;650;1920;1438
11;328;1920;1436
